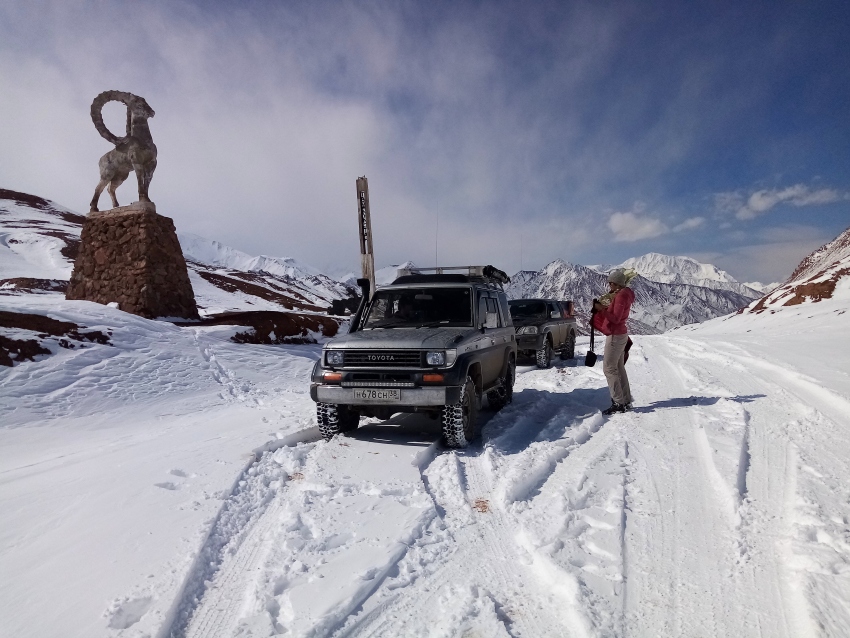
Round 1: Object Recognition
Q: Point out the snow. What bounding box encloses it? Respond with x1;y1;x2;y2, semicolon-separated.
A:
178;233;324;280
1;191;354;317
4;189;850;636
375;261;415;285
0;194;83;280
3;278;850;637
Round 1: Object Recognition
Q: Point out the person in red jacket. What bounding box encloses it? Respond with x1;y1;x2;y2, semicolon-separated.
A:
592;269;634;414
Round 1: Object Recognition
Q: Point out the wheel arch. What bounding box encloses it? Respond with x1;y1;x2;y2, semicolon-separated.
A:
465;361;483;394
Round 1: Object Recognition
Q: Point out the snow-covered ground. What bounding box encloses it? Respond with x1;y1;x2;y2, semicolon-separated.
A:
3;278;850;637
0;190;355;319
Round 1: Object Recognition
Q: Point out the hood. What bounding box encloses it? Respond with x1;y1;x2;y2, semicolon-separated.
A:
511;315;546;327
326;326;473;350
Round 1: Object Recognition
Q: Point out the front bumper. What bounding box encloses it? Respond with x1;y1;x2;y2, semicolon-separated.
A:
311;384;462;406
516;334;546;351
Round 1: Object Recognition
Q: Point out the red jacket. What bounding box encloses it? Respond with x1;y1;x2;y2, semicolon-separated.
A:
592;287;634;335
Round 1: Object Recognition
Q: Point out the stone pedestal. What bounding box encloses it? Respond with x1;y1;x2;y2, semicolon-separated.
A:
66;202;198;319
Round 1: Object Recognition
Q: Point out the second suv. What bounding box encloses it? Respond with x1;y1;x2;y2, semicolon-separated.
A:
509;298;578;368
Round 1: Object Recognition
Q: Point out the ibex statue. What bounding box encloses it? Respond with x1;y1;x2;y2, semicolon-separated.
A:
89;91;157;212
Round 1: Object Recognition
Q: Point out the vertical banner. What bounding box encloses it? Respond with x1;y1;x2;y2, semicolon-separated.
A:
356;176;376;299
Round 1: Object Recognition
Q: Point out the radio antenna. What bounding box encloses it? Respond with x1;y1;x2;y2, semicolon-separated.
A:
520;231;523;271
435;204;439;267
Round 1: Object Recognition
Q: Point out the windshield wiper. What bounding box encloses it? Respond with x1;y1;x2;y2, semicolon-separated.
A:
369;319;410;328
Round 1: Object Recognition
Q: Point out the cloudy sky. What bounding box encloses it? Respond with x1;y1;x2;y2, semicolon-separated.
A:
1;0;848;283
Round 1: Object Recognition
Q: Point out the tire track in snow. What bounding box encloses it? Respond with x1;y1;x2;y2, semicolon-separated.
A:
622;338;761;637
664;336;850;636
220;425;441;638
647;336;836;636
184;498;286;638
342;371;612;638
161;441;315;638
512;419;631;637
351;445;589;637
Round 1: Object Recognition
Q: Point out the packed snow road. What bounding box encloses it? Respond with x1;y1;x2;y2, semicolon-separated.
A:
165;335;850;638
3;298;849;637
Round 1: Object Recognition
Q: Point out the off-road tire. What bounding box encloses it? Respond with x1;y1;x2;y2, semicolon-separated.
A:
441;376;479;448
317;402;359;440
560;332;576;360
536;338;552;369
487;359;514;411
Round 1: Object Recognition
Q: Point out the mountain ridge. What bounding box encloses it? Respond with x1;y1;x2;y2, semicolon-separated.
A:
1;189;355;315
507;258;760;334
2;188;769;333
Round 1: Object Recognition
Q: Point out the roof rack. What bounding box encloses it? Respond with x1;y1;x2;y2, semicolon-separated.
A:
395;265;511;286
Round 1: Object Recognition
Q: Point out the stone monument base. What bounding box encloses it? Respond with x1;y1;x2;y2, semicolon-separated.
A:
66;202;198;319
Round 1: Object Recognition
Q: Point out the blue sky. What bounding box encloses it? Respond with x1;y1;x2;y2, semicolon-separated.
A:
1;0;848;283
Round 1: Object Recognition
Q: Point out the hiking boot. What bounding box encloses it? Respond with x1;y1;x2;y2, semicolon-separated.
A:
623;403;634;412
602;402;626;415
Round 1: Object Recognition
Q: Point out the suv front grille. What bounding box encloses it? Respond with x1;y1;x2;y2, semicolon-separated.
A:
341;381;416;388
343;350;423;367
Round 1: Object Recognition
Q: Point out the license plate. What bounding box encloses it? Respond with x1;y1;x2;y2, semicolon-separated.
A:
353;388;401;401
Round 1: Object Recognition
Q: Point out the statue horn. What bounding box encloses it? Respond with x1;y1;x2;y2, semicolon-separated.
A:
90;90;133;145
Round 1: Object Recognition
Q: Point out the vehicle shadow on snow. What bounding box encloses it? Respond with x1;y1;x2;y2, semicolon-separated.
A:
346;407;503;451
632;394;766;413
476;387;610;456
345;412;444;448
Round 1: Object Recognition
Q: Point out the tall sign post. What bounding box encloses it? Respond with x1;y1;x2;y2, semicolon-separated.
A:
356;176;376;299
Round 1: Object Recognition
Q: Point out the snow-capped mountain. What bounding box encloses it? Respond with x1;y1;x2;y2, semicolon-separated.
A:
0;188;356;315
177;233;356;314
508;259;759;333
592;252;763;298
507;261;661;334
332;261;416;290
375;261;416;285
741;225;850;314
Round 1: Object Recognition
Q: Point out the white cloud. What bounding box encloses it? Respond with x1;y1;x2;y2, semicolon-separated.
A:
607;211;668;242
716;184;845;220
673;216;705;232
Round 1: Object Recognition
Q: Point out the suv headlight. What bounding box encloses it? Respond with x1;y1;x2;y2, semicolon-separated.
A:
425;351;445;366
325;350;344;366
516;326;538;335
425;349;457;367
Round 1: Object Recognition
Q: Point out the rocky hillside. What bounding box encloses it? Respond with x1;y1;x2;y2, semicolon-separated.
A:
178;234;356;315
508;259;760;334
0;188;356;316
0;189;83;285
743;226;850;314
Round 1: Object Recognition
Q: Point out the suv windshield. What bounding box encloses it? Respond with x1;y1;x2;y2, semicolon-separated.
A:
509;301;547;319
363;287;473;328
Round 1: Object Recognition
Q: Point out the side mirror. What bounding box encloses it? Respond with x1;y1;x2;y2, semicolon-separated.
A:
550;310;560;319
